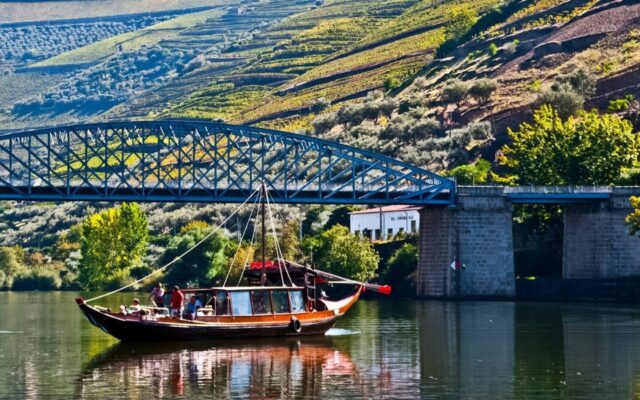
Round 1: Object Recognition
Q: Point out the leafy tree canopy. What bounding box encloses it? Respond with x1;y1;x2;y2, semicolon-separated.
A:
79;203;148;290
380;243;418;287
445;8;478;41
324;205;361;230
162;225;230;288
312;225;379;282
627;196;640;236
500;105;640;185
444;159;493;184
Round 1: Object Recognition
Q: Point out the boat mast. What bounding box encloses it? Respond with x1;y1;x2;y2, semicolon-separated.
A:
261;183;267;286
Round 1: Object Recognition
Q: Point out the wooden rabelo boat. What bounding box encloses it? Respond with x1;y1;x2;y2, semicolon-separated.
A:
76;186;391;342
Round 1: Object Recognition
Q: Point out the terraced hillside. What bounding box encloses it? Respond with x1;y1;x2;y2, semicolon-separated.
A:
158;0;502;131
303;0;640;172
0;0;316;129
1;0;639;145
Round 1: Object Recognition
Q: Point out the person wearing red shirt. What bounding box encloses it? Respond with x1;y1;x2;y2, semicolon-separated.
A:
170;286;185;318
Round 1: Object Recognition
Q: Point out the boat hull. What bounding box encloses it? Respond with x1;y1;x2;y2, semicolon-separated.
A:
78;303;341;341
76;287;362;341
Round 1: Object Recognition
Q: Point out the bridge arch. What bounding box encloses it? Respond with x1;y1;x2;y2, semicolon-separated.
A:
0;120;455;205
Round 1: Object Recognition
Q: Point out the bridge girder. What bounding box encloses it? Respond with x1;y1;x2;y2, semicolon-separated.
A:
0;120;455;205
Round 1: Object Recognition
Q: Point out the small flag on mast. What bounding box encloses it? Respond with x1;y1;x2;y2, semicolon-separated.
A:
450;259;461;271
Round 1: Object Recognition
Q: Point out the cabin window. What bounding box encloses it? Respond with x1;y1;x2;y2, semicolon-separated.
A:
250;290;272;314
411;220;417;233
230;291;252;316
216;292;230;316
289;291;305;313
271;290;290;314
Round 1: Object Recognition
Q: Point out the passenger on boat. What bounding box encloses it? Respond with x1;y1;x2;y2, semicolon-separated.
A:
149;283;164;308
170;286;184;318
184;296;203;320
119;298;141;315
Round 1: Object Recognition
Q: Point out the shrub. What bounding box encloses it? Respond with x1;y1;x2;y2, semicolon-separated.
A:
503;40;518;55
469;79;497;104
536;84;584;120
310;97;330;113
384;77;401;91
488;43;498;56
608;95;635;113
12;268;62;291
312;112;338;133
555;68;596;96
441;79;468;107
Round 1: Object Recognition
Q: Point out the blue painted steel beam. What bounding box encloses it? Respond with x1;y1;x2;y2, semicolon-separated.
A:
505;193;611;204
0;120;457;206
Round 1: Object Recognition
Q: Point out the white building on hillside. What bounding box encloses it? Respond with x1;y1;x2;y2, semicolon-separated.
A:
349;205;421;241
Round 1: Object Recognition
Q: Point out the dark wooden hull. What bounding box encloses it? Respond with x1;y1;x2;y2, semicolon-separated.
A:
78;302;341;341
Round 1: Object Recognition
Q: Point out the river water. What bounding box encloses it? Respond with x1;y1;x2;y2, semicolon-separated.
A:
1;292;640;399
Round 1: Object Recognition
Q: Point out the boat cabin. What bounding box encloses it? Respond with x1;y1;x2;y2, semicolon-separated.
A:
180;286;323;318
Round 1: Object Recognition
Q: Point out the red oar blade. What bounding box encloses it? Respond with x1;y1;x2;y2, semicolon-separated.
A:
367;284;392;296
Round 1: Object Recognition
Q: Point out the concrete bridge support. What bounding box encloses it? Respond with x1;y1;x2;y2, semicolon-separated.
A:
417;187;515;298
563;188;640;279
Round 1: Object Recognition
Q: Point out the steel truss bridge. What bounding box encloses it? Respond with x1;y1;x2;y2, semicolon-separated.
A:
0;121;456;205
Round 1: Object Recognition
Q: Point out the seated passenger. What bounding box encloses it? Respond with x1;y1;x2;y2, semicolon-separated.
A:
184;295;203;321
119;298;142;315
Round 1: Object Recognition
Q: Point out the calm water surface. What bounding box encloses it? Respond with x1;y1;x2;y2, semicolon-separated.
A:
2;292;640;399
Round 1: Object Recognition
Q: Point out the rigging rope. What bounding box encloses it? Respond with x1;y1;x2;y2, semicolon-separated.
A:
265;188;295;287
236;199;260;286
85;188;261;303
222;192;260;287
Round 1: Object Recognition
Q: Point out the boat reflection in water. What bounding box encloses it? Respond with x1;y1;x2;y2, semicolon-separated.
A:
76;337;361;399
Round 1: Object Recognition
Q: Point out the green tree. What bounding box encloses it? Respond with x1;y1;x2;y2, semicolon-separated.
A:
324;205;360;230
301;205;327;236
279;220;302;260
445;8;478;40
79;203;148;290
313;225;379;281
380;243;418;288
444;159;492;184
162;225;229;287
0;246;25;289
500;105;640;185
627;196;640;235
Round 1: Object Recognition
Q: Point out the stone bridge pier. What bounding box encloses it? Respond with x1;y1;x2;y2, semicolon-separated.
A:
417;187;515;298
563;188;640;279
417;186;640;299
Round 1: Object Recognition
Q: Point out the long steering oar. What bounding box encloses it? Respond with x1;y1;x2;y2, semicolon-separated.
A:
279;259;392;295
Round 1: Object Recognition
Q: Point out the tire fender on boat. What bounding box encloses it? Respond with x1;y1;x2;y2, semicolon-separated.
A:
291;316;302;333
